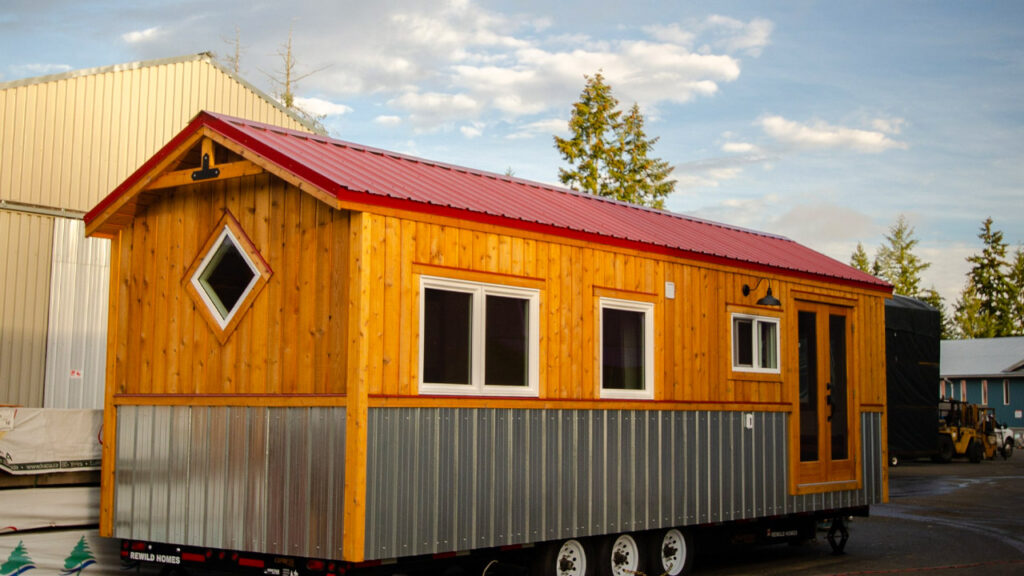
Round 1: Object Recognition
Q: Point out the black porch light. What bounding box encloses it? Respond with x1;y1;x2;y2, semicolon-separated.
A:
742;278;782;307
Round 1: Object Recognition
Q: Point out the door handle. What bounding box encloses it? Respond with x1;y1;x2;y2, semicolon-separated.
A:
826;382;833;421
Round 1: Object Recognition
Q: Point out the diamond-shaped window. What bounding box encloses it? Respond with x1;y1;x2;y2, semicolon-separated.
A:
185;212;271;342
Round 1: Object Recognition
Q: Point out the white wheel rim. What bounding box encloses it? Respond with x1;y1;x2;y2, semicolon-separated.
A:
609;534;640;576
555;539;587;576
657;529;687;576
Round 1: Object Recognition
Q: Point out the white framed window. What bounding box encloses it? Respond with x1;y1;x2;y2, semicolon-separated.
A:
418;276;539;396
599;297;655;400
982;380;989;405
1005;379;1011;406
731;314;780;373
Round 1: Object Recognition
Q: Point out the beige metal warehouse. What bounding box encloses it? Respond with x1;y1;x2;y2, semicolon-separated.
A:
0;53;318;408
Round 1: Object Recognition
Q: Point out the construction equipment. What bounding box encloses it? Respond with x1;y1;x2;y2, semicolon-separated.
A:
936;399;1001;462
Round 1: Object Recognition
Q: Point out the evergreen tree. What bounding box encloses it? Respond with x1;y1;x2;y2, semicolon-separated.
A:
1008;247;1024;334
873;215;930;297
60;536;96;575
616;103;675;209
0;541;35;576
955;217;1013;337
850;242;871;273
920;287;955;340
555;73;675;208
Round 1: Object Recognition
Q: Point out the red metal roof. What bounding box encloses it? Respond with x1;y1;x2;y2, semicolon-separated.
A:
86;111;891;293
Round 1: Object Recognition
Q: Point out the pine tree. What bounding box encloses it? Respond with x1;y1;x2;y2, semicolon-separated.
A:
555;73;675;208
850;242;871;273
955;217;1013;337
920;287;955;340
0;541;36;576
61;536;96;575
873;215;930;297
1007;247;1024;335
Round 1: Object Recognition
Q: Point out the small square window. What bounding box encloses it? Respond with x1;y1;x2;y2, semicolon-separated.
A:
732;314;780;373
184;212;271;343
600;298;654;400
419;276;539;396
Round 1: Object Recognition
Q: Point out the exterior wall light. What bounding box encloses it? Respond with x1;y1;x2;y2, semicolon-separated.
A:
742;278;782;307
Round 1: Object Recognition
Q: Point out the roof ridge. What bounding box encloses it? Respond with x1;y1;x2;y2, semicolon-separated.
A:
212;113;793;243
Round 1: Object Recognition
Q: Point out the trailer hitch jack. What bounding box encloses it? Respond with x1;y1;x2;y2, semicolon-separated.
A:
827;516;849;555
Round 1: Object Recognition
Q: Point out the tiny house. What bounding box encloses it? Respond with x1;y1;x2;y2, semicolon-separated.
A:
85;112;891;575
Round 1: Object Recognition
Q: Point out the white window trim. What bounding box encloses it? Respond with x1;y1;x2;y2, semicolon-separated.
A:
1004;379;1011;406
418;275;540;397
599;297;655;400
730;313;781;374
190;225;261;330
982;380;989;405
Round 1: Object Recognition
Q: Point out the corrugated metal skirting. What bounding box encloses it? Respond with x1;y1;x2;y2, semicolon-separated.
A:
114;406;346;558
365;408;883;560
44;218;110;409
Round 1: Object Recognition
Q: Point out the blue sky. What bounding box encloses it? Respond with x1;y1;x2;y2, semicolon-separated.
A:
2;0;1023;307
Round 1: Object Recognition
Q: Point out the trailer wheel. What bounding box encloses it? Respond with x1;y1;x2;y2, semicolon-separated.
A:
968;439;983;463
536;539;592;576
596;533;645;576
647;528;692;576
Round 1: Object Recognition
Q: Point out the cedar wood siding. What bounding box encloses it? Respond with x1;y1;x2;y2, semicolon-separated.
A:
106;171;886;407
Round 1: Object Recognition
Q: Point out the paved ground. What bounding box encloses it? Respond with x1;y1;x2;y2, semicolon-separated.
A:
695;455;1024;575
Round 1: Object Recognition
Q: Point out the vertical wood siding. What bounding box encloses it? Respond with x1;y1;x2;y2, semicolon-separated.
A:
0;56;313;213
109;174;349;396
0;210;53;406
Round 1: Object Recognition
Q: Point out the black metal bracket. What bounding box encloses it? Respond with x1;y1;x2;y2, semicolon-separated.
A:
191;153;221;181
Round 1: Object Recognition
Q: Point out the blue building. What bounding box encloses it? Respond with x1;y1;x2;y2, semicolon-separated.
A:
940;337;1024;432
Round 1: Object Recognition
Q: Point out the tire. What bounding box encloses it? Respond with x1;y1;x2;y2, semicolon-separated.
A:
595;533;645;576
1003;439;1014;460
968;439;983;463
535;539;592;576
647;528;693;576
935;435;954;463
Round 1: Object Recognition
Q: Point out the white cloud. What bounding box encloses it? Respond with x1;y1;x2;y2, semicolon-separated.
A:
703;15;774;57
121;26;162;44
758;115;908;153
722;141;757;153
10;63;72;77
292;97;353;117
508;117;570;139
374;115;402;126
460;122;485;138
871;116;907;135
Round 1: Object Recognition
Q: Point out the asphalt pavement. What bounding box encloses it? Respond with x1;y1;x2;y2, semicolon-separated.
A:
694;455;1024;575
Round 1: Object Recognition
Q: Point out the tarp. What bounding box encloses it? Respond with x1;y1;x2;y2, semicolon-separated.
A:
885;295;941;459
0;409;101;475
0;528;124;576
0;487;99;533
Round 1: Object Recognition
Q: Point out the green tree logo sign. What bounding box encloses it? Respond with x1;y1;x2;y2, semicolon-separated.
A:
59;537;96;576
0;541;36;576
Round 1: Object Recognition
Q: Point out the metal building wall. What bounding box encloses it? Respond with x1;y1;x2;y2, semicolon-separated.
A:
113;406;347;559
0;209;53;407
0;53;316;213
363;408;884;560
43;218;110;409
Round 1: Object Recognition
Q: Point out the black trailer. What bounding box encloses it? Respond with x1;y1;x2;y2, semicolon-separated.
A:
885;295;941;465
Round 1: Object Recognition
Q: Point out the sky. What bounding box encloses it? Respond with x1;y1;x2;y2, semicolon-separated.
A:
2;0;1023;308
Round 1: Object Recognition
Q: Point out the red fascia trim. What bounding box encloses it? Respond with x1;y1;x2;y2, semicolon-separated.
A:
84;112;211;225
